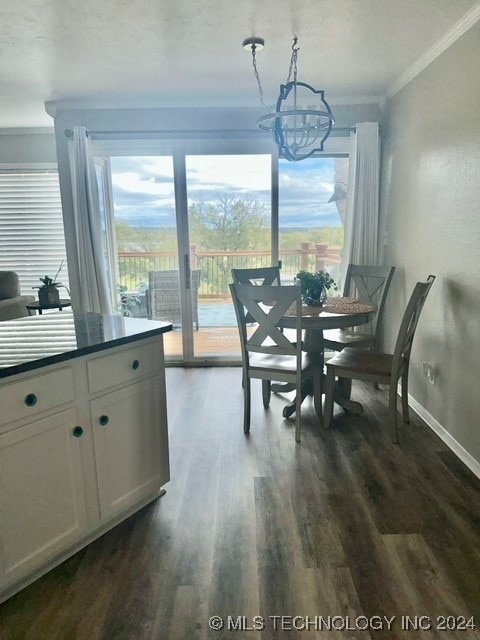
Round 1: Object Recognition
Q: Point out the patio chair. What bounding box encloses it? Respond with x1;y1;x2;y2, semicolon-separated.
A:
230;283;322;443
323;264;395;352
147;269;201;330
323;275;435;443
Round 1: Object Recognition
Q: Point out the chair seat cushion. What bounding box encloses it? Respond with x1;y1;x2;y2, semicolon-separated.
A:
326;347;393;377
323;328;374;349
249;351;315;374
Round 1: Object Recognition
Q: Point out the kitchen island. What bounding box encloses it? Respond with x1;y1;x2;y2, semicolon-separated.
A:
0;311;172;602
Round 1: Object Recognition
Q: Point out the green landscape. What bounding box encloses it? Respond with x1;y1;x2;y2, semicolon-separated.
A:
115;196;344;295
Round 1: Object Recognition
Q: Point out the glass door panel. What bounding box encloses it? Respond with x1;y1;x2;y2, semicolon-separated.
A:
99;151;274;363
278;157;348;288
108;156;183;360
185;154;272;360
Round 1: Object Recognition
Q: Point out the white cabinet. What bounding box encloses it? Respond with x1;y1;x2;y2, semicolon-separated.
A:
0;409;87;585
87;339;164;393
0;367;74;425
90;376;169;519
0;334;170;602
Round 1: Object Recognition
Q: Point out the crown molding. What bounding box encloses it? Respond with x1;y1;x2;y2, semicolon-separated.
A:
0;127;54;135
387;2;480;98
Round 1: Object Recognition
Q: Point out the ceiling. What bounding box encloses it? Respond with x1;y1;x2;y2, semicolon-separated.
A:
0;0;479;129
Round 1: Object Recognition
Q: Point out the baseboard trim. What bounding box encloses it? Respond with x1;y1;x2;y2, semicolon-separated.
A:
407;393;480;481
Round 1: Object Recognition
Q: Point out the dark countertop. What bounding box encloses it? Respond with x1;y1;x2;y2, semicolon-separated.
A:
0;311;172;379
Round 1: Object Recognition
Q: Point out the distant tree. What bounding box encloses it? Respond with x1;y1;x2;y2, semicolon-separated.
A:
188;192;269;295
188;192;269;251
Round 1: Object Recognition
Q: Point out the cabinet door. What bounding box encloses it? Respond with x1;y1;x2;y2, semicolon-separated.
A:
0;409;87;586
90;376;169;520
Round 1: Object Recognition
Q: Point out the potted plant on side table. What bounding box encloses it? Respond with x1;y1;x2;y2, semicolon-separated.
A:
33;260;65;306
296;269;337;306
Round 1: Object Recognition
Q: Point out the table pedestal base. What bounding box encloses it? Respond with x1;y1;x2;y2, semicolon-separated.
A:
277;377;364;418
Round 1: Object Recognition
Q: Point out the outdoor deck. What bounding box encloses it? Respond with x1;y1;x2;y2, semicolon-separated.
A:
161;297;242;360
163;326;242;360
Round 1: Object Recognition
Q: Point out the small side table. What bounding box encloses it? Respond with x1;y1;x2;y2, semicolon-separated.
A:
26;299;72;316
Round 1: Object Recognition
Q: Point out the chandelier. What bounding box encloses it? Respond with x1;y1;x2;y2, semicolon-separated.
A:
243;37;335;162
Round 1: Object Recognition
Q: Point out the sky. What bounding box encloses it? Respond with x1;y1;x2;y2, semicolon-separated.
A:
109;154;346;229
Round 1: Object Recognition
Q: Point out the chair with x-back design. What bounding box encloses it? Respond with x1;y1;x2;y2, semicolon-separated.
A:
324;275;435;443
324;264;395;352
231;266;281;287
230;283;321;442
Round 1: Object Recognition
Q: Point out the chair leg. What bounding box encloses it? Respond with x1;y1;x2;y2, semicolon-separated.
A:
324;367;335;429
313;367;323;419
243;375;251;434
401;369;410;424
338;377;352;401
295;383;302;443
262;380;271;408
388;383;399;444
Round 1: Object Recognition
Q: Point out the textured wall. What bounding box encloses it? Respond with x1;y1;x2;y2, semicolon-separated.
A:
380;22;480;463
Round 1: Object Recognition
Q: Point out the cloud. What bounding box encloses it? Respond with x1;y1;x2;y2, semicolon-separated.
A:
109;154;343;228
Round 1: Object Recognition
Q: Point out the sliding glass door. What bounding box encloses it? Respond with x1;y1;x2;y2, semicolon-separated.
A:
95;149;273;363
107;155;184;359
185;154;272;360
93;136;349;365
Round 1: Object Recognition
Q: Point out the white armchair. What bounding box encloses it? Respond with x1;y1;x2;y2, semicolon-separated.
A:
0;271;35;321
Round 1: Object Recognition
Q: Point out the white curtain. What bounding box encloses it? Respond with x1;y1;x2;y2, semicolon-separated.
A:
71;126;112;314
343;122;380;271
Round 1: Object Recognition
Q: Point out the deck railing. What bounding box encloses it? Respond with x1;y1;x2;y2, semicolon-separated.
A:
118;242;342;297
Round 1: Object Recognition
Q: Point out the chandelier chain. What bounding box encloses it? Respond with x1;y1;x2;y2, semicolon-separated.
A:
251;45;266;107
286;37;299;85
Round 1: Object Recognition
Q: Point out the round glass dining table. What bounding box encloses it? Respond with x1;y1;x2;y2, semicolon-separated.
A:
276;297;377;417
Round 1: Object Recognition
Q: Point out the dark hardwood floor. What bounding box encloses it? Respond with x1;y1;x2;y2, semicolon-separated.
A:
1;368;479;640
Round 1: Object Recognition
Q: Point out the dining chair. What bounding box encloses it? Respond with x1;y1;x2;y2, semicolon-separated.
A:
323;275;435;443
231;265;301;345
231;265;281;287
323;264;395;352
231;265;299;396
230;283;321;443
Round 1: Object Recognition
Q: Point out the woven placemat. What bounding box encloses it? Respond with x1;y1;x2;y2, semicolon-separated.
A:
322;297;377;315
284;297;376;317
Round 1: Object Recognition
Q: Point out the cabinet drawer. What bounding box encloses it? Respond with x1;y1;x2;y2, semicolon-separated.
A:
0;367;74;425
87;339;163;393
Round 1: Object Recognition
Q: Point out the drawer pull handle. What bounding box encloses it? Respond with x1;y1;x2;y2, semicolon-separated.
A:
132;359;140;370
73;426;84;438
24;393;38;407
99;415;109;426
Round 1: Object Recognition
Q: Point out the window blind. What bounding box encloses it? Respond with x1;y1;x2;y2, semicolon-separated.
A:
0;171;69;295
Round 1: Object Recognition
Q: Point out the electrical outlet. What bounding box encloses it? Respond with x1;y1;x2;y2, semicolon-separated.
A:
422;361;436;385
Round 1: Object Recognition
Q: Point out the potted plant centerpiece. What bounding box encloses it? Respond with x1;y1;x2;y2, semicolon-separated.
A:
33;260;65;306
296;269;337;306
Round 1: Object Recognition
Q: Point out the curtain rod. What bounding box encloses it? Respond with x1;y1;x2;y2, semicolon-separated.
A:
64;126;355;138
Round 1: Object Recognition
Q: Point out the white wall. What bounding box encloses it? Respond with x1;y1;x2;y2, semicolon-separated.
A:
0;129;57;164
380;22;480;467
